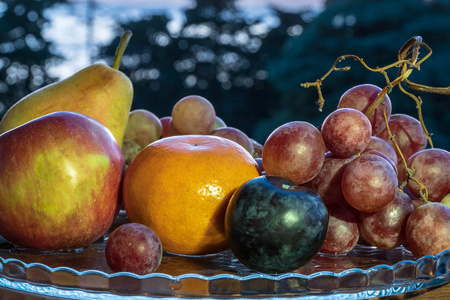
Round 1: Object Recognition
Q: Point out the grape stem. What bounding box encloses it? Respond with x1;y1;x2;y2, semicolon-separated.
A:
301;36;449;202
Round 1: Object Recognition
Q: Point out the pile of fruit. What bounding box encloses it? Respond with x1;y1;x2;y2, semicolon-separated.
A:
0;32;448;276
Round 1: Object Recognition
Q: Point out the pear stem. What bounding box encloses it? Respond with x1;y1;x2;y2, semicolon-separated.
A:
112;30;133;70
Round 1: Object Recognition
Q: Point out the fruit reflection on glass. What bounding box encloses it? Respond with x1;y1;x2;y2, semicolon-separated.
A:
122;135;261;255
0;112;124;251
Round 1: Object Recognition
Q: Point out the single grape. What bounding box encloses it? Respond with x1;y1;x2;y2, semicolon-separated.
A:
124;109;162;148
211;126;254;155
362;136;398;165
251;138;263;158
363;150;397;173
105;223;163;275
412;199;425;209
406;148;450;202
405;202;450;257
358;189;413;249
376;114;427;164
337;84;392;135
262;121;326;185
171;95;216;135
160;116;172;138
213;116;226;130
397;162;407;182
321;108;372;158
160;116;182;138
303;152;355;206
319;204;359;255
342;153;398;213
401;183;419;201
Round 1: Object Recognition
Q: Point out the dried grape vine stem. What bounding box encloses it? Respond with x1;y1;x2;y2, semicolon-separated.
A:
301;36;450;202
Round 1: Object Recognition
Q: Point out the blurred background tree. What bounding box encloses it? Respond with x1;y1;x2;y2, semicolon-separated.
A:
0;0;66;116
1;0;449;149
98;0;308;142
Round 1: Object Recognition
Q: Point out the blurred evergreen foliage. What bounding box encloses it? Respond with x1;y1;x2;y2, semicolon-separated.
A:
1;0;449;150
0;0;66;117
263;0;450;149
99;0;307;143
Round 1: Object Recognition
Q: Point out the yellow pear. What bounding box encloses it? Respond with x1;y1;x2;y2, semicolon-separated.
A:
0;31;134;148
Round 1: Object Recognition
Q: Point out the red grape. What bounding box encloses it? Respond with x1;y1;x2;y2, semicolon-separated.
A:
397;162;407;182
304;152;354;206
341;153;398;213
358;189;413;249
362;136;398;165
160;116;172;138
160;116;181;138
211;126;254;154
262;121;326;185
406;148;450;202
105;223;163;275
319;204;359;255
337;84;392;135
405;202;450;257
171;95;216;134
321;108;372;158
376;114;427;164
363;150;397;173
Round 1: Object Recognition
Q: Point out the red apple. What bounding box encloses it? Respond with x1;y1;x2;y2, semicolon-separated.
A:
0;111;124;251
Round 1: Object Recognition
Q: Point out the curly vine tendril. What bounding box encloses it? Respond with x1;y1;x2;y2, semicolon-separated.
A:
300;36;450;203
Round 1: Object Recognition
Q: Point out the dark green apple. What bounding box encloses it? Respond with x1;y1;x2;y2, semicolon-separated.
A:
225;175;328;274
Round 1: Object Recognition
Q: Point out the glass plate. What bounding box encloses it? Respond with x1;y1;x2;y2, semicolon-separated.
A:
0;211;449;299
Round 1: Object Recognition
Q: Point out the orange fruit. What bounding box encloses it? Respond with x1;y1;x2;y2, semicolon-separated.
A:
122;135;261;255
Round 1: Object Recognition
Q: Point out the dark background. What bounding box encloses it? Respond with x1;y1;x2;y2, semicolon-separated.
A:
1;0;449;149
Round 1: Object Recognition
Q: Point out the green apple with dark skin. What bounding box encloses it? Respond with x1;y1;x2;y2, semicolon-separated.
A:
225;175;329;273
0;111;125;251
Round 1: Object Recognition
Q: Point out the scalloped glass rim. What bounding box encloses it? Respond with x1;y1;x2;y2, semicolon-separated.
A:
1;248;449;299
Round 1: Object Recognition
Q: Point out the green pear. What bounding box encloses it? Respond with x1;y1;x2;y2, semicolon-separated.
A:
0;31;134;148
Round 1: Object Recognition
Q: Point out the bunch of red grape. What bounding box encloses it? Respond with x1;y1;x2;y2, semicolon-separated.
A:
262;84;450;258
